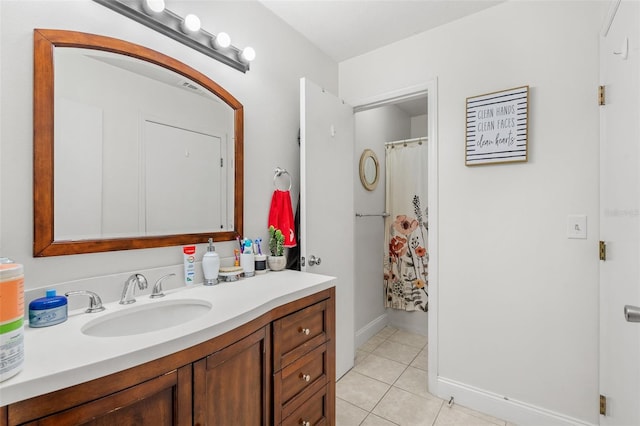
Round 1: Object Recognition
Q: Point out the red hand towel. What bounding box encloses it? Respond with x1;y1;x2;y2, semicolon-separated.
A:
268;190;297;247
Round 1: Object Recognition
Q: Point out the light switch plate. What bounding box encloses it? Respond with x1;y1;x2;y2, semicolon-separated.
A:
567;215;587;239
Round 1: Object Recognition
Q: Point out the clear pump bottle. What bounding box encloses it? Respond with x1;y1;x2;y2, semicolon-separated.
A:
202;238;220;285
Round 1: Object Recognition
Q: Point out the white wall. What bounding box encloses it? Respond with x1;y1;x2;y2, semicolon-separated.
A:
0;0;337;306
341;1;605;425
411;114;427;139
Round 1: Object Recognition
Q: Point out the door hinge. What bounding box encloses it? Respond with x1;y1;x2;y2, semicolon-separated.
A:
599;85;606;106
600;394;607;416
220;158;224;167
599;241;607;261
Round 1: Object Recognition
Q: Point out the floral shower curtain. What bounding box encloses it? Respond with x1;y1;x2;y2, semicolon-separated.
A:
383;141;428;312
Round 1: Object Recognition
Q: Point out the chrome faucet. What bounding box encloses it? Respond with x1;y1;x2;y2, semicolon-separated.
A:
150;273;176;299
65;290;105;313
120;273;148;305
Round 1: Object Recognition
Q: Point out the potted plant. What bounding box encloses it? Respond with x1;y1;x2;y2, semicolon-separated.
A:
268;225;286;271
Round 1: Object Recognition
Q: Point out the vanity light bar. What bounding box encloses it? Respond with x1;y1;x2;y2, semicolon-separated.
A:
92;0;253;73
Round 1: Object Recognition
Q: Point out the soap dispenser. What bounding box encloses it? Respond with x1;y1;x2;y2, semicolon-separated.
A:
202;238;220;286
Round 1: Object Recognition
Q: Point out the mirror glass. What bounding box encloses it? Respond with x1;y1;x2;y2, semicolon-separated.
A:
34;30;244;256
54;48;234;240
359;149;379;191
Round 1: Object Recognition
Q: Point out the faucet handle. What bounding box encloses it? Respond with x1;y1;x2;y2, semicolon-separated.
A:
150;273;176;299
65;290;106;313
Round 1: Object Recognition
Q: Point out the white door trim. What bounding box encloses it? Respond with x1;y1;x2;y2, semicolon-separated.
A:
351;77;440;395
352;82;433;113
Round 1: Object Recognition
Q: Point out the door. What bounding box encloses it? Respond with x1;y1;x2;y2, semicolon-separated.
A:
21;367;191;425
300;78;355;379
599;1;640;424
193;327;269;426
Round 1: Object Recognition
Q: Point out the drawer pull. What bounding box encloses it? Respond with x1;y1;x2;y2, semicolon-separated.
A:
299;327;311;335
299;372;311;382
299;421;311;426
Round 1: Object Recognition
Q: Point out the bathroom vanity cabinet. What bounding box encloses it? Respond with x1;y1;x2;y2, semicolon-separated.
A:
1;287;335;426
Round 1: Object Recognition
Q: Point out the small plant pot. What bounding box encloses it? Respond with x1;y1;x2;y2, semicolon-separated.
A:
268;255;286;271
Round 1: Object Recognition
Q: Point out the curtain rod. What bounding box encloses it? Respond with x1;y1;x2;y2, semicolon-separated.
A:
355;212;389;218
384;136;427;147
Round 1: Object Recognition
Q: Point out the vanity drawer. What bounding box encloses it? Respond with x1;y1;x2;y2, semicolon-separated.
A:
278;343;328;406
281;384;329;426
273;300;328;370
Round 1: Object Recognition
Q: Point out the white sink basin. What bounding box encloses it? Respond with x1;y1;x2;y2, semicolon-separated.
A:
82;299;212;337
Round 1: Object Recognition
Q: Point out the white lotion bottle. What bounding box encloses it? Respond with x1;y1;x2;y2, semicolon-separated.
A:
202;238;220;285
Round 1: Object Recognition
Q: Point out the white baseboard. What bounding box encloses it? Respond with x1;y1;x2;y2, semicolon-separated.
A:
355;313;389;348
385;308;427;337
435;377;597;426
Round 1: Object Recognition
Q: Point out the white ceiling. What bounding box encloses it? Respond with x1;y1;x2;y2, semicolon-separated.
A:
259;0;504;116
259;0;505;63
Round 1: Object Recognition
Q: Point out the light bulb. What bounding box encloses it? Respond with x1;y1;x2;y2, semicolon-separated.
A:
212;32;231;50
181;14;201;33
142;0;165;14
241;46;256;62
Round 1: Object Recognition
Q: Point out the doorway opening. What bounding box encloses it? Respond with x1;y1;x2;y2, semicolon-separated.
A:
351;79;439;394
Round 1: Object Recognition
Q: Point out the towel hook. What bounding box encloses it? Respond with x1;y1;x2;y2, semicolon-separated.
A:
274;167;292;191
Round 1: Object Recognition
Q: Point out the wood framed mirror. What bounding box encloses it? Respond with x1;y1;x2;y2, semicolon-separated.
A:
359;149;379;191
33;29;243;256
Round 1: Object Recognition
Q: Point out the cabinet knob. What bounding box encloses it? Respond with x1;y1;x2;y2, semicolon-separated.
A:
299;373;311;382
299;327;310;335
299;421;310;426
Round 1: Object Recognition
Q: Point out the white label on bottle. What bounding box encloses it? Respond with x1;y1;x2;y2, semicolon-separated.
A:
0;324;24;381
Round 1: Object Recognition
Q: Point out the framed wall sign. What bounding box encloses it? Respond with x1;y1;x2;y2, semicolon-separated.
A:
465;86;529;166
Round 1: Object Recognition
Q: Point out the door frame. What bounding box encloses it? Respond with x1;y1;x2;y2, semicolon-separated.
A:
351;78;439;394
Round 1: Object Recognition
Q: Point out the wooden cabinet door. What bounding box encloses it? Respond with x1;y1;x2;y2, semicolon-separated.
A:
193;326;270;426
20;367;191;426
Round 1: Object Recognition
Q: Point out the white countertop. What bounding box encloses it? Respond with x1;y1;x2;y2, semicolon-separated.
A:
0;270;335;406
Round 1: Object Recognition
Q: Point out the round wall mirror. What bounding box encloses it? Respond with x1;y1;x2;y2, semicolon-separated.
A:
359;149;379;191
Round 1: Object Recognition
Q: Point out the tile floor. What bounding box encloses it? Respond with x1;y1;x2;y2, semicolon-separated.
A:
336;326;513;426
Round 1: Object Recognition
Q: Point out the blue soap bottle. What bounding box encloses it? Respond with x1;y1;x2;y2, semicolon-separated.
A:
29;289;68;328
